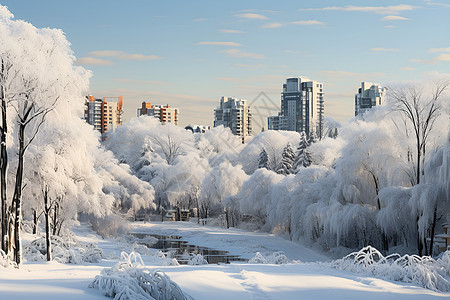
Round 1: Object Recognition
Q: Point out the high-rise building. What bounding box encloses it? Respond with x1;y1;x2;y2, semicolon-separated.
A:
355;82;386;116
268;77;324;138
84;96;123;134
137;101;179;125
267;112;287;131
214;96;252;142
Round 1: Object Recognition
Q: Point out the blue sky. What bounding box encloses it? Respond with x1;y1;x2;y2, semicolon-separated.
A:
2;0;449;131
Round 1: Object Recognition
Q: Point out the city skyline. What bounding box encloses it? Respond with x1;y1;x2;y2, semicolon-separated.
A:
2;0;449;132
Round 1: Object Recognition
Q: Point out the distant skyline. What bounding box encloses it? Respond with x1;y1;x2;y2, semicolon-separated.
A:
2;0;449;132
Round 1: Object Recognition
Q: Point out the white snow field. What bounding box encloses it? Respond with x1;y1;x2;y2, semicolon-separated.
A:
0;221;449;300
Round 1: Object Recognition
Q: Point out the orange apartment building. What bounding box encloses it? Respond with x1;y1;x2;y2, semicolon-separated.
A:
137;101;179;125
85;96;123;134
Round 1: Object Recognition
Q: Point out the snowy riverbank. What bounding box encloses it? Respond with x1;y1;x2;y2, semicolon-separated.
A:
0;221;449;299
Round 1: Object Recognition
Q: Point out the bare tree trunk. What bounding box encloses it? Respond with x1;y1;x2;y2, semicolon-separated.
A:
12;123;25;264
0;78;8;253
52;202;58;236
32;209;38;235
43;188;51;262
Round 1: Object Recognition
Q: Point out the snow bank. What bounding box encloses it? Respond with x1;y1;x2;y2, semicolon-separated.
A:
330;246;450;292
90;252;192;300
24;235;104;264
249;251;292;264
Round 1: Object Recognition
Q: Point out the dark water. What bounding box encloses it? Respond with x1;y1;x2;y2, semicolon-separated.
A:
132;233;247;265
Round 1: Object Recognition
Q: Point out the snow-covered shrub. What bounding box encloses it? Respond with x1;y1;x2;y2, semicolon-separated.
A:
0;249;17;268
158;251;180;266
188;254;208;265
249;251;291;264
331;246;450;292
24;235;104;264
90;252;192;300
90;214;130;238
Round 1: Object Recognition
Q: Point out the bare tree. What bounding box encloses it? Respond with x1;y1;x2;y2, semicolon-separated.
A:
390;81;448;185
9;79;58;264
390;81;448;256
151;131;185;165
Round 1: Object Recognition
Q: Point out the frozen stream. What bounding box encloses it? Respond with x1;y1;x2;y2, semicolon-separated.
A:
131;232;247;264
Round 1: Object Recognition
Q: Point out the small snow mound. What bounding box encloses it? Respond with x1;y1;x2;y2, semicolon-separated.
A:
331;246;450;292
188;254;208;265
90;252;192;300
249;251;291;264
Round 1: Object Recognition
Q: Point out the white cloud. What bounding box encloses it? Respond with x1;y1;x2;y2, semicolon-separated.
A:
384;25;396;28
196;41;242;46
426;2;450;7
299;5;416;15
370;47;400;52
262;22;284;28
86;50;163;61
220;29;245;34
291;20;325;26
381;15;410;21
262;20;325;29
88;50;123;57
221;49;265;59
428;47;450;53
411;53;450;64
76;57;113;66
117;54;163;60
235;13;268;20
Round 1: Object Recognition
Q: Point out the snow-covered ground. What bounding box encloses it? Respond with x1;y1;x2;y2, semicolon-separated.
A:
0;221;449;299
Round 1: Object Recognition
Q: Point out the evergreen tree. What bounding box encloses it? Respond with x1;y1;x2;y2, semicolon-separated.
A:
327;127;338;139
276;143;295;175
293;132;312;172
258;147;269;170
308;130;318;145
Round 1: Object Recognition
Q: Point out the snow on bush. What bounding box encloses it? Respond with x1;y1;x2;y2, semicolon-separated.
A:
330;246;450;292
90;252;192;300
249;251;291;264
0;249;17;268
187;253;208;265
157;251;180;266
24;235;104;264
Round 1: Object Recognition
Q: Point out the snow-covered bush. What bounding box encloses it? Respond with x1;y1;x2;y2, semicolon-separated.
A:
188;254;208;265
90;252;192;300
158;251;180;266
331;246;450;292
249;251;291;264
24;235;104;264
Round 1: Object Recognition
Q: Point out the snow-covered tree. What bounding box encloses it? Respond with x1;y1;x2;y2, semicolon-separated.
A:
276;143;295;175
293;132;311;172
257;148;269;170
199;162;248;219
